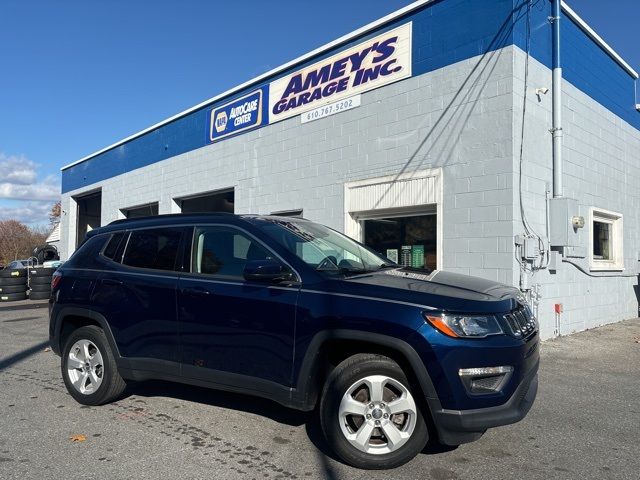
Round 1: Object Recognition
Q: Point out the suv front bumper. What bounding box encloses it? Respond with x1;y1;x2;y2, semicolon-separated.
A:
432;360;539;445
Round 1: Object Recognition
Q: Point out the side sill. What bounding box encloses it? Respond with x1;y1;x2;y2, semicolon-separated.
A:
117;358;311;411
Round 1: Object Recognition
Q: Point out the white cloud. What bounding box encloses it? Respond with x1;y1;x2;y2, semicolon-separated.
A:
0;174;60;201
0;152;60;202
0;153;38;185
0;201;53;225
0;152;60;225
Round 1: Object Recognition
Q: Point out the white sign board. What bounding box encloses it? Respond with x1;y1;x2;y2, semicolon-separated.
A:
269;22;412;123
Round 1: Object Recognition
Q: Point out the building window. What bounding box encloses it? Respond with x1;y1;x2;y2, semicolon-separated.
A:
344;168;442;271
590;208;623;271
362;213;437;270
121;202;159;218
176;189;234;214
271;209;303;218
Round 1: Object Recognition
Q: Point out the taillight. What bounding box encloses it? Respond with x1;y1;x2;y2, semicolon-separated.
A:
51;271;62;290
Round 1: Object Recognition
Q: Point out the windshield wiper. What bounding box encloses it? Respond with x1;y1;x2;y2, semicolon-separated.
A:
341;267;371;275
377;264;398;270
341;265;397;275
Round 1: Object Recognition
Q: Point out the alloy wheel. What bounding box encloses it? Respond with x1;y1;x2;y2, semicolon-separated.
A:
338;375;417;455
66;339;104;395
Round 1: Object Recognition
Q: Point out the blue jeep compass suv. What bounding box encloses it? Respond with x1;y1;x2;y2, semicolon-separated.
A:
49;214;538;469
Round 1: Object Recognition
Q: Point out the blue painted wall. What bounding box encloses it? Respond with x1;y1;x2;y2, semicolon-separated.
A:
512;0;639;129
62;0;638;194
561;10;639;129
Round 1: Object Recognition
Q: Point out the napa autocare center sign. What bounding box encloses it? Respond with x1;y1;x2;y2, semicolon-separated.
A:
269;22;412;123
208;88;266;142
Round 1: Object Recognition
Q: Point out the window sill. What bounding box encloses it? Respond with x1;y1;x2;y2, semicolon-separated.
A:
590;264;625;272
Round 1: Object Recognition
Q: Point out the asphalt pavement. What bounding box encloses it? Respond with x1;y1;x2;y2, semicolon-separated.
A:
1;299;638;479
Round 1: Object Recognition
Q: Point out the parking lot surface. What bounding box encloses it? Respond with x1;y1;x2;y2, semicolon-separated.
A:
1;300;639;479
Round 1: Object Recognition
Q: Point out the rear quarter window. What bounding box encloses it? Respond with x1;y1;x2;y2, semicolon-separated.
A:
102;232;126;261
64;234;110;269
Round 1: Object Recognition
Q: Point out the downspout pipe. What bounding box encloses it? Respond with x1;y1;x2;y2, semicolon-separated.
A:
551;0;563;197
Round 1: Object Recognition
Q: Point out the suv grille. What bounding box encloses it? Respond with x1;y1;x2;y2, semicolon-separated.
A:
504;306;537;339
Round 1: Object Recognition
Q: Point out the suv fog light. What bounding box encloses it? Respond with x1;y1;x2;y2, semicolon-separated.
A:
458;366;513;394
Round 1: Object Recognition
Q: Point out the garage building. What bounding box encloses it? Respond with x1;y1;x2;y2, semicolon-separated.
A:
59;0;640;339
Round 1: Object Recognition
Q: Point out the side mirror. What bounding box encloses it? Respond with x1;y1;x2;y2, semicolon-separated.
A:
243;259;294;283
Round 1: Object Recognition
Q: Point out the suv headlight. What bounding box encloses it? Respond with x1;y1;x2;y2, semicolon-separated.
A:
424;314;504;338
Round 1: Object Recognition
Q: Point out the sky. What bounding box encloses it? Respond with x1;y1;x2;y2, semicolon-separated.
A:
0;0;638;226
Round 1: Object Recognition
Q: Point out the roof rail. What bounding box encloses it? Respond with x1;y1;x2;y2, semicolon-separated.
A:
107;212;236;226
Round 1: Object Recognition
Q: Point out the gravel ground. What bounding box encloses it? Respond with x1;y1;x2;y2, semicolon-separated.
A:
1;299;639;479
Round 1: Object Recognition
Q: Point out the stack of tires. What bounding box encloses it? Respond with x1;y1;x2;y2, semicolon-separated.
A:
0;269;28;302
28;267;56;300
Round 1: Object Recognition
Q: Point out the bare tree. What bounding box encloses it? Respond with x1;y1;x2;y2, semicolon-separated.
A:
0;220;30;263
0;220;49;264
49;201;61;226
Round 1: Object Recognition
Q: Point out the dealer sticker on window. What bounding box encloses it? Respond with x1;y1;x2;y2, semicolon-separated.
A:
301;95;361;124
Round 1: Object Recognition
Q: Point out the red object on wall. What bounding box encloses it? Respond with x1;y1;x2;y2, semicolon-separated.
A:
554;303;563;314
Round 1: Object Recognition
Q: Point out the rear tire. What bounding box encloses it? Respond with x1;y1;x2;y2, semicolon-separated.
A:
61;326;126;405
319;354;429;469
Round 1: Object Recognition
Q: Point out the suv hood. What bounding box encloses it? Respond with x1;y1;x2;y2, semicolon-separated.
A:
340;268;520;313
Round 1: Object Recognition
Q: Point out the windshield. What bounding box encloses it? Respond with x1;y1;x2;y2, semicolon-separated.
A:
255;218;395;274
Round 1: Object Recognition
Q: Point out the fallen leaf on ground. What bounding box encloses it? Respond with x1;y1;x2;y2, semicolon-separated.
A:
44;347;51;352
70;434;87;442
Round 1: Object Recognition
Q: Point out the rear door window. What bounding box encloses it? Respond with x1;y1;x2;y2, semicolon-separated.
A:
122;228;183;271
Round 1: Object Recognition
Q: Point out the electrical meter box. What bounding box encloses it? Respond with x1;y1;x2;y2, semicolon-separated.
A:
549;197;580;247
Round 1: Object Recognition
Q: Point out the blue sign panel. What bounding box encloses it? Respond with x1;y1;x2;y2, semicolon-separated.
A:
207;88;266;142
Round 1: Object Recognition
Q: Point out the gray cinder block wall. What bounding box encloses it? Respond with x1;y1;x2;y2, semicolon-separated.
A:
511;48;640;339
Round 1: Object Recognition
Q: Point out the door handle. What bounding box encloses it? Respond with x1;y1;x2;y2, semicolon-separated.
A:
182;287;211;296
102;278;123;286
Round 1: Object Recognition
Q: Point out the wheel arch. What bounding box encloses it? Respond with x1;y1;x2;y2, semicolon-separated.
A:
53;307;121;359
293;330;443;416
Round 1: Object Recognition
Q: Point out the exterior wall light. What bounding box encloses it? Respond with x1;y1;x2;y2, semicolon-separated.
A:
535;87;550;102
572;216;585;229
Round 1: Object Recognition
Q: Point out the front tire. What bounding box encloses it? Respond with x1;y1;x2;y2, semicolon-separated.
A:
320;354;429;469
61;325;126;405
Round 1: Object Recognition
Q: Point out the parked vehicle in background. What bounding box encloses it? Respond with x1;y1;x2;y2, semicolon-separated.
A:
43;260;64;269
49;214;539;469
6;259;34;269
